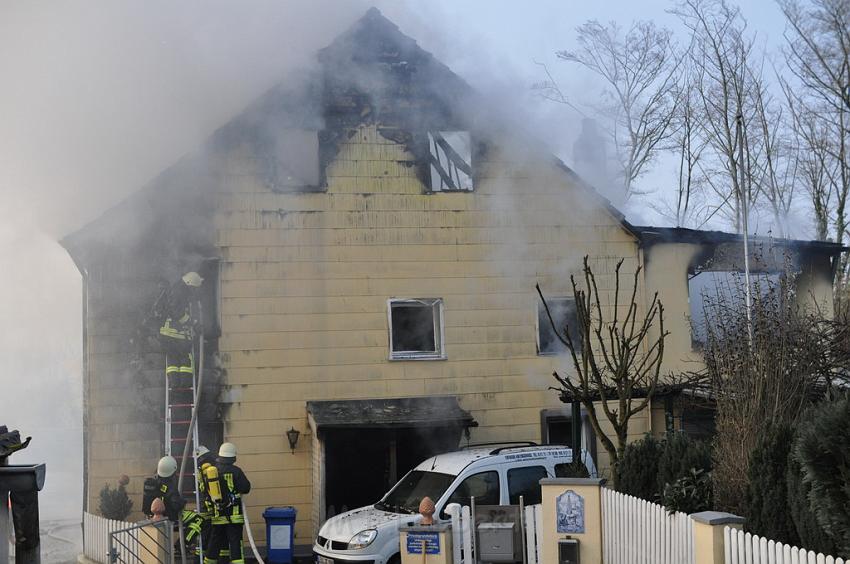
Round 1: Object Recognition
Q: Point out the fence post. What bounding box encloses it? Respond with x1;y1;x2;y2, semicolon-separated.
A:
138;523;170;564
539;478;606;564
691;511;745;564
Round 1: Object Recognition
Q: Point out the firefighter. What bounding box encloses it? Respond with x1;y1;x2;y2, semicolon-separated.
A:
204;443;251;564
142;456;204;546
143;456;185;521
195;445;229;559
152;271;203;379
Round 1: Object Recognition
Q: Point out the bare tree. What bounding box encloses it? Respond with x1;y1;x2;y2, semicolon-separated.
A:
555;20;681;199
538;257;668;487
673;0;766;233
750;71;798;237
669;62;712;227
781;80;835;241
780;0;850;294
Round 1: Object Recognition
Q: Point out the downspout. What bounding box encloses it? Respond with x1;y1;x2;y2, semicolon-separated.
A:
81;269;89;514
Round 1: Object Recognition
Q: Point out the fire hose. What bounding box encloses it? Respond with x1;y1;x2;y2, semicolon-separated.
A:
242;498;266;564
174;303;265;564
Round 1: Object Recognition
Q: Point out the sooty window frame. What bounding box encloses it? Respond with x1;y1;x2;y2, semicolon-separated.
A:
387;298;446;361
427;131;474;192
536;296;581;356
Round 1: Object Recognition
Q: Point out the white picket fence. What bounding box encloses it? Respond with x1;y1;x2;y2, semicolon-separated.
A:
601;488;695;564
83;511;140;564
524;504;543;564
724;526;847;564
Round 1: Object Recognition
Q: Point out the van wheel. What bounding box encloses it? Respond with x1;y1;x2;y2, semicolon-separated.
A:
387;554;401;564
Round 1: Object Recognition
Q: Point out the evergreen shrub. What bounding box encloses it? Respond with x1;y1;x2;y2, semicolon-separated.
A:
615;434;662;501
99;477;133;521
744;422;797;544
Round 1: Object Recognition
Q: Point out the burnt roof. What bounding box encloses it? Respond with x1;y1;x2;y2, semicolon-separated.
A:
61;7;631;267
307;396;477;430
634;225;847;255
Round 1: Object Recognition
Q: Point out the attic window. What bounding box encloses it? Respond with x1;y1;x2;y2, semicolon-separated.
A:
388;298;445;360
428;131;473;192
272;129;320;190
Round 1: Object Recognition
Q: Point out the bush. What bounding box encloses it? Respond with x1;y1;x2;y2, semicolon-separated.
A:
793;397;850;556
661;467;713;514
615;434;662;501
656;432;712;497
745;422;798;545
99;478;133;521
786;450;837;556
559;458;590;478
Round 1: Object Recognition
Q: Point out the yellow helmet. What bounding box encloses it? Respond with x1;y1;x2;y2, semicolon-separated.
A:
182;272;204;287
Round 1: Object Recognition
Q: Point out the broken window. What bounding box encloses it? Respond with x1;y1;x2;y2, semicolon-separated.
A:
537;297;581;355
272;129;320;190
428;131;473;192
688;270;780;346
388;298;445;360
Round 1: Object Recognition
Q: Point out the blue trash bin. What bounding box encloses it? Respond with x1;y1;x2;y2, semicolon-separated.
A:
263;506;297;564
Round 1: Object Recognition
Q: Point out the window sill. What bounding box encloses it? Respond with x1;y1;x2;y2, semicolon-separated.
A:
388;353;447;361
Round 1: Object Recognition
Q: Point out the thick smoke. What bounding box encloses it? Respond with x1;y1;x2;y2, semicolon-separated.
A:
0;0;790;526
0;0;385;521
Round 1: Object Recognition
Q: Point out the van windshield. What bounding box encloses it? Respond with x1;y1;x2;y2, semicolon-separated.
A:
375;470;455;514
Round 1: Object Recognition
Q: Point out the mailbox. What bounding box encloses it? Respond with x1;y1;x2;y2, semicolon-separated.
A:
477;522;515;563
558;539;579;564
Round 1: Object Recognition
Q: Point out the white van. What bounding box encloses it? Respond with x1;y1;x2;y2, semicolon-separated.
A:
313;444;596;564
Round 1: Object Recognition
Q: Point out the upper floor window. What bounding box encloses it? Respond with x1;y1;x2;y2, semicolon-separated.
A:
537;297;581;355
388;298;445;360
428;131;474;192
272;129;320;190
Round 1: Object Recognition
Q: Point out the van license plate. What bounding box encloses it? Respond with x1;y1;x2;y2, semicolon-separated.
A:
317;556;334;564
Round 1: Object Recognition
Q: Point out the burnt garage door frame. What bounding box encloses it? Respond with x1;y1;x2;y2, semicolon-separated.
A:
307;396;477;526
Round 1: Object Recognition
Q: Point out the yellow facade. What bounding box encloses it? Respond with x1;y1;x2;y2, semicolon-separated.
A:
213;125;649;541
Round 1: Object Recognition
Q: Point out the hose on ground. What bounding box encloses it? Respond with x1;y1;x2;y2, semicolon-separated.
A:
242;498;266;564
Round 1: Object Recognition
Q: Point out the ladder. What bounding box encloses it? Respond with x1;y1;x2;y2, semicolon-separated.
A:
163;348;202;520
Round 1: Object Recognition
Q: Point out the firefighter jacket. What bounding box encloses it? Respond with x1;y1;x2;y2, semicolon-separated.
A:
142;475;186;522
152;281;198;343
210;460;251;525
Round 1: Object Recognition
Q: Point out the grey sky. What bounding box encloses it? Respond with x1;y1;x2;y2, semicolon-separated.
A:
0;0;790;519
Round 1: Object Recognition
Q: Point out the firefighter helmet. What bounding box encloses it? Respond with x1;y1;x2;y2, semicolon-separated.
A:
182;272;204;287
157;455;178;478
218;442;237;459
196;445;210;458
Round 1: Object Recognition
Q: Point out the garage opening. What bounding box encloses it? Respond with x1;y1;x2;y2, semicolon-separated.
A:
307;397;477;520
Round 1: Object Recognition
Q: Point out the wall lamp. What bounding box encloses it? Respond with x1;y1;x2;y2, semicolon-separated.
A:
286;427;300;453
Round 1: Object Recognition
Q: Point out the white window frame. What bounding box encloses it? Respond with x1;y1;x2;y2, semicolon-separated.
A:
536;296;578;356
387;298;446;361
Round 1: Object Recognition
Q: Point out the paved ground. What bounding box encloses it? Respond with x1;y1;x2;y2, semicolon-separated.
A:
8;519;83;564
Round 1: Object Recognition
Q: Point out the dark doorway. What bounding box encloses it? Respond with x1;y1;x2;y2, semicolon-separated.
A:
545;417;573;448
323;426;463;517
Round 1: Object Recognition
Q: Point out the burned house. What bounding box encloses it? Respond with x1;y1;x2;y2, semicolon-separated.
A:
60;8;844;547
